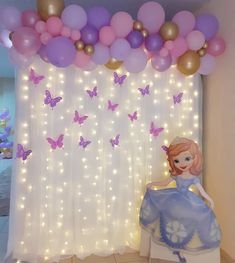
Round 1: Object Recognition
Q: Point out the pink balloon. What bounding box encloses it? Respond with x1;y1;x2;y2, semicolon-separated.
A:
207;36;226;56
40;32;52;45
186;30;205;51
151;54;172;72
35;21;46;34
165;40;174;50
9;47;33;68
12;27;41;56
46;17;63;36
198;54;216;75
159;47;169;57
61;26;71;38
74;51;90;67
110;12;133;38
124;48;147;73
71;30;81;41
99;26;116;46
170;37;188;58
22;10;39;28
137;2;165;33
82;60;97;71
91;43;110;65
172;11;196;36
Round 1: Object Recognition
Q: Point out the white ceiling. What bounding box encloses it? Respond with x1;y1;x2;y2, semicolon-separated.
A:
0;0;209;77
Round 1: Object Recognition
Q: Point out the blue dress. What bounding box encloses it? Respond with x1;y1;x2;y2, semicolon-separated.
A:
139;176;221;253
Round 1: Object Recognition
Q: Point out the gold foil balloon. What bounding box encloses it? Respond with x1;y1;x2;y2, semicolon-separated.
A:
37;0;65;21
75;40;85;51
198;48;206;57
133;21;144;31
84;45;94;55
160;22;179;41
105;58;123;70
141;29;149;38
177;51;201;76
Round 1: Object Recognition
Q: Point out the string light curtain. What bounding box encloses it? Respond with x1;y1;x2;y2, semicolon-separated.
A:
5;58;202;263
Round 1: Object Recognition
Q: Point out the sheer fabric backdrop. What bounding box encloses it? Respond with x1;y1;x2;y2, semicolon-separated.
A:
5;58;202;263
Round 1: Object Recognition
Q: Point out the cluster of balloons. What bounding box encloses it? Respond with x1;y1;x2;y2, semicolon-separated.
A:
0;0;226;75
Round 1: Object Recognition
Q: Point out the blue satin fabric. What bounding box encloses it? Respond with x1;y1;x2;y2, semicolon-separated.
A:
139;176;221;252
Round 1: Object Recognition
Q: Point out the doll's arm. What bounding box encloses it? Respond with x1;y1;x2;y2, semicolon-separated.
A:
195;183;215;209
146;177;173;189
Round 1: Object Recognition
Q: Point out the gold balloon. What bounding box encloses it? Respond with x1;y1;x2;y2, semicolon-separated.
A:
84;45;94;55
159;22;179;41
177;51;200;76
141;29;149;38
133;21;144;31
75;40;85;51
37;0;65;21
203;42;208;49
198;48;206;57
105;58;123;70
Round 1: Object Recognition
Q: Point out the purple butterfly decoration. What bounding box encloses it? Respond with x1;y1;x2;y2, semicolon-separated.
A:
44;90;62;109
173;92;184;105
86;86;98;98
16;144;32;161
73;111;88;125
79;136;91;149
138;85;150;96
0;109;10;120
150;122;164;137
162;145;169;153
0;127;11;140
113;72;127;85
107;100;119;112
47;134;64;150
29;68;44;85
110;134;120;148
128;111;138;122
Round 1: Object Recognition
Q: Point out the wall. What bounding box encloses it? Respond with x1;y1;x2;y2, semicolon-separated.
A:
200;0;235;259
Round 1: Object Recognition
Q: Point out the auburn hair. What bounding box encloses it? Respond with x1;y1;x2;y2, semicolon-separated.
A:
167;138;202;176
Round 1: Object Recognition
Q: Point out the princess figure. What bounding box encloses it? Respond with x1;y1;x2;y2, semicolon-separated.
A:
139;137;221;263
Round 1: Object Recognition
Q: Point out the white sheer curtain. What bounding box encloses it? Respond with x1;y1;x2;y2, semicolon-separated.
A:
5;58;202;263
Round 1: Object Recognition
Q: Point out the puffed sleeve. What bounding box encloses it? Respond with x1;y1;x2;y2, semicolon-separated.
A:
193;177;201;184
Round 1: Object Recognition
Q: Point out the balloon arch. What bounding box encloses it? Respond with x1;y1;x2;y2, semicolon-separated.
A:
0;0;226;75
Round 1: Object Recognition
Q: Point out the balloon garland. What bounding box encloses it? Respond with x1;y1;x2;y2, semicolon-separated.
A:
0;1;226;75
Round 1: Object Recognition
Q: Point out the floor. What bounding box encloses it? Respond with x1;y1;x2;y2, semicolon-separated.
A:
0;216;229;263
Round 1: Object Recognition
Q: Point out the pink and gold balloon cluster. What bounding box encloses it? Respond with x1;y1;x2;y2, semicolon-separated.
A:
0;0;226;75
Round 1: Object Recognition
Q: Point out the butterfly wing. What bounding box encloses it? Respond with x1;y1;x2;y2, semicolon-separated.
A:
113;72;119;84
74;111;79;122
35;75;44;85
86;90;93;98
50;96;62;108
56;134;64;148
138;88;144;96
162;145;169;153
79;115;88;125
145;85;150;94
153;127;164;137
23;150;32;161
16;144;24;158
29;68;35;82
83;140;91;149
93;86;98;97
119;75;127;85
44;90;52;105
47;137;57;149
150;122;155;135
115;134;120;145
79;136;84;147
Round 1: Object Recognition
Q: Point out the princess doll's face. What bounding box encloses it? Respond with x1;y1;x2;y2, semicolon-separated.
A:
173;151;194;172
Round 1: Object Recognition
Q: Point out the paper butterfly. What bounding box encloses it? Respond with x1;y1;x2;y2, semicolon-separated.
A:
0;141;13;148
161;145;169;153
29;68;44;85
47;134;64;150
79;136;91;149
16;144;32;161
44;90;62;109
107;100;119;112
73;111;88;125
86;86;98;98
128;111;138;122
150;122;164;137
0;109;10;120
113;72;127;85
0;127;11;140
110;134;120;148
138;85;150;96
173;92;184;105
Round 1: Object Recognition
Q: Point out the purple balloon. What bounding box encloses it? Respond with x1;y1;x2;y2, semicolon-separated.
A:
0;6;22;31
12;27;41;56
198;54;216;75
195;14;219;41
151;54;172;72
127;30;144;49
46;36;76;68
87;6;111;29
124;48;148;73
38;45;49;63
110;38;131;60
145;34;163;52
81;25;99;45
22;10;39;28
91;43;110;65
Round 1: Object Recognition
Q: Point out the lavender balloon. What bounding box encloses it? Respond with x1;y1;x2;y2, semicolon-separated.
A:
151;54;172;72
91;43;110;65
145;34;163;52
62;5;87;30
0;6;22;31
124;48;147;73
81;25;99;45
46;36;76;68
38;45;49;63
195;14;219;40
127;30;144;49
87;6;111;29
110;38;131;60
